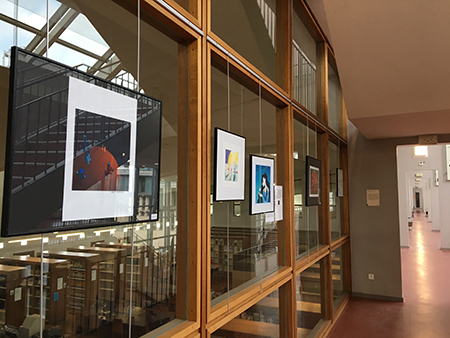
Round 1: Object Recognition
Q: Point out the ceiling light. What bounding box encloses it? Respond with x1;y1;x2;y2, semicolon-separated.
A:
56;232;85;240
8;237;49;245
414;146;428;157
94;229;116;236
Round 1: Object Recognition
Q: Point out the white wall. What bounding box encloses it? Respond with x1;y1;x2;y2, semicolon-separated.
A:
397;145;446;248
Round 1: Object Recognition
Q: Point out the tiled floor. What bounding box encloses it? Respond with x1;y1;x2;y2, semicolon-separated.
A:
328;213;450;338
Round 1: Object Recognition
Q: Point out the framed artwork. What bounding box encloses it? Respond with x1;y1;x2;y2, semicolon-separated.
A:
2;47;162;237
250;155;274;215
305;156;321;206
337;168;344;197
214;128;246;201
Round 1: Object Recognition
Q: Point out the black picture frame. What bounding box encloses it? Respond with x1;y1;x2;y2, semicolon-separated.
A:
305;156;321;206
2;47;162;237
250;154;275;215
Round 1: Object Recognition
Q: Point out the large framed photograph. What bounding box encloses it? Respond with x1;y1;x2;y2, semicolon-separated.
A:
2;47;162;236
305;156;321;206
214;128;246;201
250;155;274;215
337;168;344;197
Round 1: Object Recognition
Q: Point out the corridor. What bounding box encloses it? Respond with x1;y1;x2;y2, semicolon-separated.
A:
328;213;450;337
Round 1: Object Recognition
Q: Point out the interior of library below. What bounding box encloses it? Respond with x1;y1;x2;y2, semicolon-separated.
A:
0;225;178;338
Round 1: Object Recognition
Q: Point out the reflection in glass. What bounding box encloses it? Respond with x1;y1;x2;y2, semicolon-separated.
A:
293;5;317;115
0;0;188;336
210;65;281;306
211;0;284;87
332;246;347;308
293;119;320;258
329;141;342;241
297;259;326;337
328;61;342;135
213;289;281;338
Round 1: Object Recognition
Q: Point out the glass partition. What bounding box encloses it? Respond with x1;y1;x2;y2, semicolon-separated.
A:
296;258;327;337
0;0;189;336
212;288;283;338
293;118;321;259
328;58;343;135
211;0;284;87
329;141;343;241
332;245;348;308
293;3;318;116
210;62;284;306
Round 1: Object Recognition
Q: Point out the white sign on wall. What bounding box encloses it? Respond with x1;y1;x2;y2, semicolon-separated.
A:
366;189;380;207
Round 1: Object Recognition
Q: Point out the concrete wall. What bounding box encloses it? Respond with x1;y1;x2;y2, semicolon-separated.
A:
347;122;411;300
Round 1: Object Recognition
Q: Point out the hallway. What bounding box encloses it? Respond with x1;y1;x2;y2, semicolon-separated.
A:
328;213;450;337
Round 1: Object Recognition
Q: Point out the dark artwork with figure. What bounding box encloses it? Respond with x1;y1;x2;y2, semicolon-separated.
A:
72;109;131;191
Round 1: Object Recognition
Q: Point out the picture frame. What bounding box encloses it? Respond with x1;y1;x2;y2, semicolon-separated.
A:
305;156;321;206
214;128;246;201
250;155;275;215
337;168;344;197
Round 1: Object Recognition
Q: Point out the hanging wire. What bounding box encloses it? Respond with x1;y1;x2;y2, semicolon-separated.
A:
306;120;310;261
226;56;231;311
240;85;244;135
227;56;230;132
259;80;264;293
40;2;50;335
46;0;49;57
129;2;141;335
259;81;262;155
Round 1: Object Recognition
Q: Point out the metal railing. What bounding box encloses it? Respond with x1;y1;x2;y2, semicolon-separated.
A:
293;40;316;114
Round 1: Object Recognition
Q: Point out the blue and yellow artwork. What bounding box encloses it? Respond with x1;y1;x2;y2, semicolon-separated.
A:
225;149;239;182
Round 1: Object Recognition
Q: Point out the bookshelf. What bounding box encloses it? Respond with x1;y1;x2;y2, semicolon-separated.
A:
0;265;27;327
0;256;68;325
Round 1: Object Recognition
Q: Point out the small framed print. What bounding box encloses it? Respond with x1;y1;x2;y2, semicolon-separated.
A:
214;128;246;201
250;155;275;215
337;168;344;197
306;156;321;206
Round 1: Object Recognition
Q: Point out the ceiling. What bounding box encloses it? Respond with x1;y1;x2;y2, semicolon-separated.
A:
305;0;450;139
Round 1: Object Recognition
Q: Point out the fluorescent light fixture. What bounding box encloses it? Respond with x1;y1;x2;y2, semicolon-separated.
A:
0;243;3;249
156;223;161;229
124;225;141;232
8;237;49;245
414;146;428;157
166;222;170;227
146;224;151;229
415;173;423;177
55;232;85;240
94;229;116;236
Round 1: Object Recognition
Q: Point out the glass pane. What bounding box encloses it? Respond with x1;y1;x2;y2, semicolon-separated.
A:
297;258;327;337
293;119;320;259
332;246;347;308
210;64;283;306
211;0;284;87
0;0;189;336
0;238;50;330
293;6;317;115
328;61;342;135
329;141;342;241
213;288;282;338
